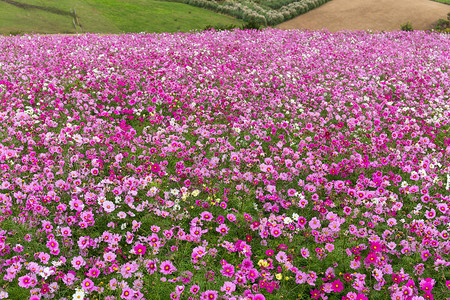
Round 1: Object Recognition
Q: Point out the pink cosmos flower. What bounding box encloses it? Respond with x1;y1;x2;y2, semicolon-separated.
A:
270;227;282;237
60;226;72;237
38;252;50;264
90;168;99;175
309;217;321;230
248;268;259;283
425;209;436;219
287;188;296;196
192;246;206;259
77;236;90;249
297;216;306;228
301;247;310;259
160;260;177;275
103;201;115;213
201;290;218;300
190;284;200;294
72;256;86;270
134;244;147;256
355;294;368;300
103;251;116;262
295;271;307;284
370;242;382;252
221;263;235;277
87;267;100;278
310;288;321;299
275;251;287;263
387;218;397;227
221;281;236;295
226;214;236;222
46;239;59;250
121;287;134;300
325;243;334;252
421;250;430;261
18;275;32;288
69;199;84;211
146;260;157;274
331;279;344;293
200;211;213;221
151;163;160;173
81;278;94;292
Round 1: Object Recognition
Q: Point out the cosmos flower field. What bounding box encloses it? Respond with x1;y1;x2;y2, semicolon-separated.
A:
0;29;449;300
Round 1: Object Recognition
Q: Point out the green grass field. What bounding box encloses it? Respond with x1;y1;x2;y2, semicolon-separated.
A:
0;0;244;34
431;0;450;4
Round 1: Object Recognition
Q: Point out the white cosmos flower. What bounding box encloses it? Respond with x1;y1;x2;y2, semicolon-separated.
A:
446;173;450;191
39;267;55;279
284;217;293;225
72;288;85;300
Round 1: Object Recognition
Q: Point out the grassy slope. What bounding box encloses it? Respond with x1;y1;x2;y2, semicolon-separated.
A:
83;0;243;33
431;0;450;4
0;0;118;34
0;0;243;34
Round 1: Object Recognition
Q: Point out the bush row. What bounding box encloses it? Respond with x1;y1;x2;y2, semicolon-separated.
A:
183;0;332;26
258;0;306;10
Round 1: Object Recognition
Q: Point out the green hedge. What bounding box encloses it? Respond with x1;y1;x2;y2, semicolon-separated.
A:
183;0;332;26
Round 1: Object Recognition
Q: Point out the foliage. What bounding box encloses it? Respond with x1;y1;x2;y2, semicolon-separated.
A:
430;0;450;4
203;19;265;31
400;22;414;31
434;13;450;32
184;0;332;26
203;23;239;31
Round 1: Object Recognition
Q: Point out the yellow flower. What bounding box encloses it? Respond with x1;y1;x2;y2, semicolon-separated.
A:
275;273;282;280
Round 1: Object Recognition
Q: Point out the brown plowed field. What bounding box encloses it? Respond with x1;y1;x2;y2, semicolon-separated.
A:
276;0;449;32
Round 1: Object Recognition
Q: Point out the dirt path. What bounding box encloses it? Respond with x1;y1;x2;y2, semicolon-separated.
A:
276;0;449;32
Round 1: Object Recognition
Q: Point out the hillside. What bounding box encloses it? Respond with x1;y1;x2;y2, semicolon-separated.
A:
0;0;243;34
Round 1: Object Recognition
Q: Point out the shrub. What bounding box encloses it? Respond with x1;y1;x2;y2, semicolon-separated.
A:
435;18;450;30
184;0;332;27
203;23;238;31
240;19;263;30
432;13;450;32
400;22;413;31
8;30;24;36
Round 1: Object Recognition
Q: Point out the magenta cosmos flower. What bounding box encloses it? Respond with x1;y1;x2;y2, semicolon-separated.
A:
81;278;95;292
190;284;200;294
221;263;235;277
134;244;147;256
201;290;218;300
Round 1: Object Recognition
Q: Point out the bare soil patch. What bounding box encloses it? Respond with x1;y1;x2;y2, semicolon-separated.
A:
276;0;450;32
